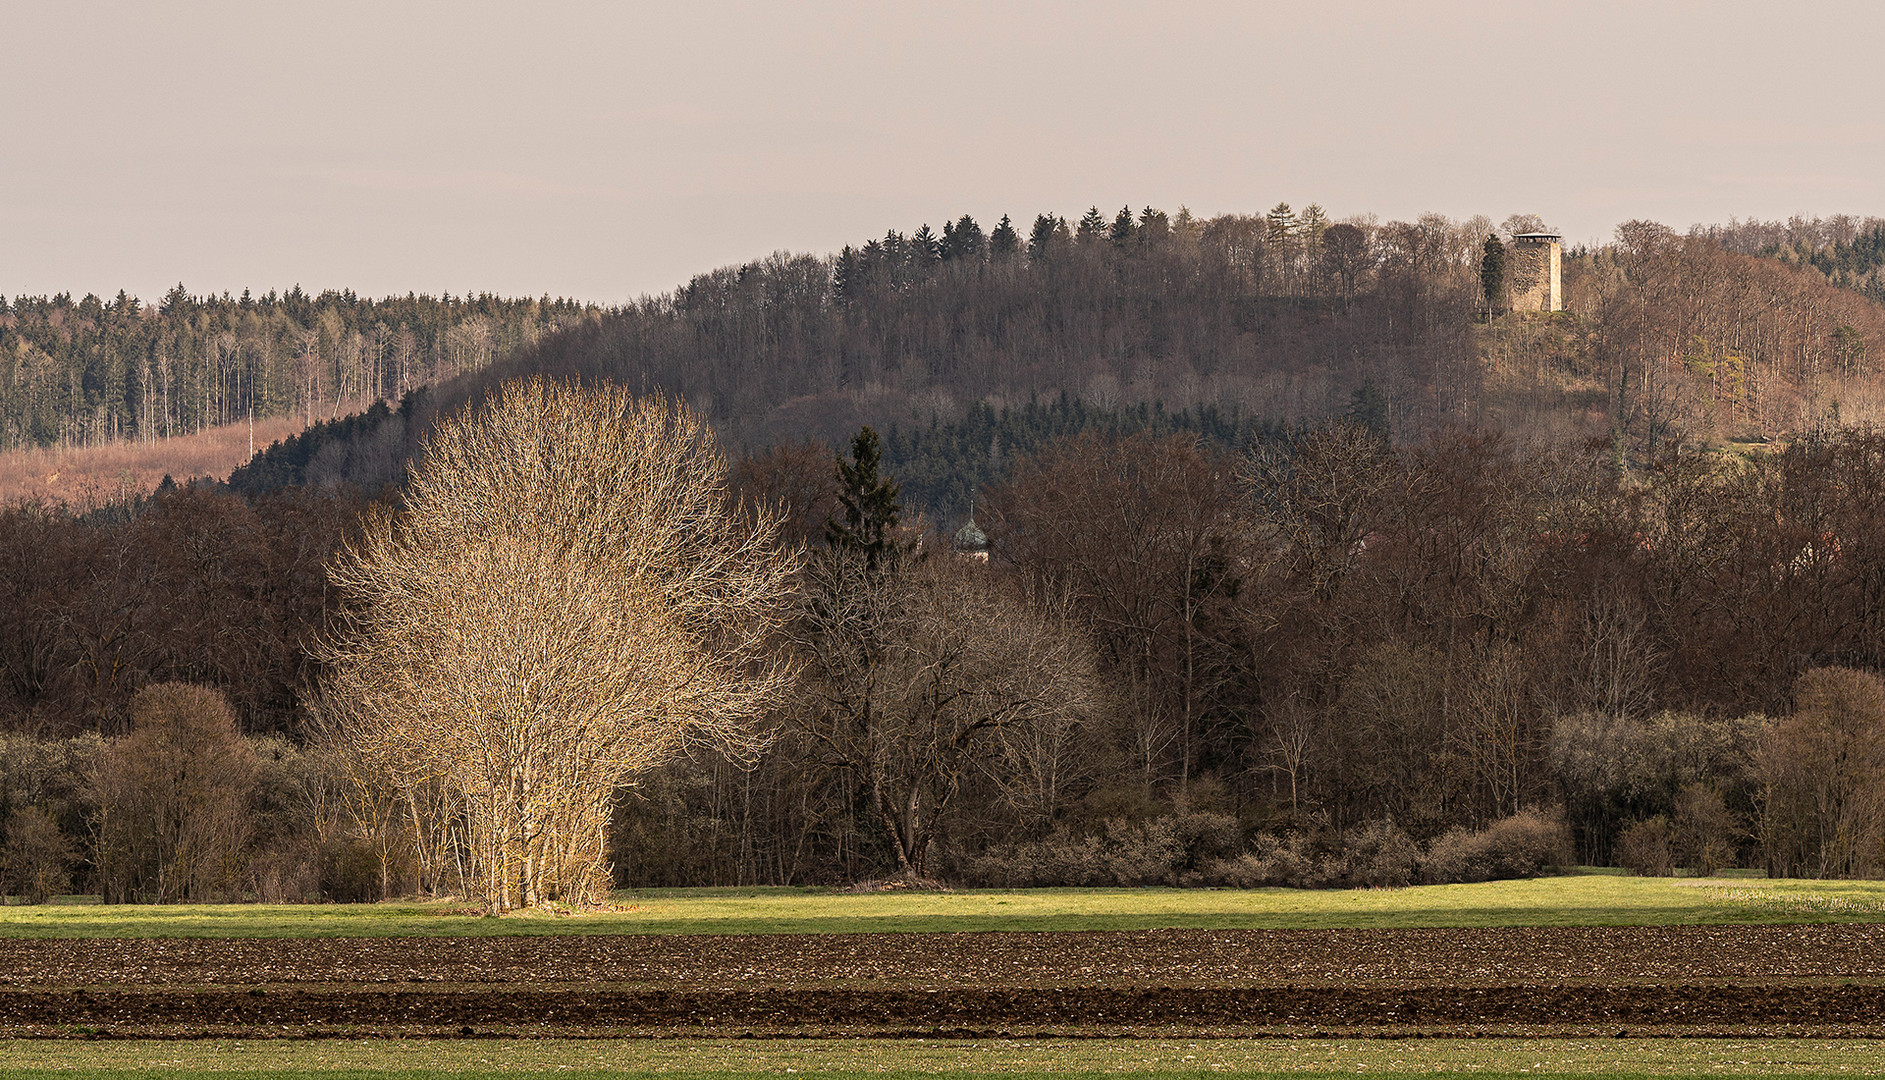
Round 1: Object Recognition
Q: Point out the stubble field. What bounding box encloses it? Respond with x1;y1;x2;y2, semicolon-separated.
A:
5;877;1885;1076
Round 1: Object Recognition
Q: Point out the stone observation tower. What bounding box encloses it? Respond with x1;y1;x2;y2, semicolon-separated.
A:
1508;232;1562;312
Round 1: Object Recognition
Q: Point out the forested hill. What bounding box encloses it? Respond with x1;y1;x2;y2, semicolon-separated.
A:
228;204;1885;511
484;205;1479;450
1700;214;1885;305
0;286;605;451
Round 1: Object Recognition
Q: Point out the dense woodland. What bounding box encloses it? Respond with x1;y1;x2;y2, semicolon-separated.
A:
7;422;1885;899
14;209;1885;471
1702;215;1885;306
0;287;602;451
221;206;1885;519
6;205;1885;902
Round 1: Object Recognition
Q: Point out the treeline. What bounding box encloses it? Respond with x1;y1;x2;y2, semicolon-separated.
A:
12;205;1885;479
0;485;361;736
228;203;1885;506
0;286;603;451
1699;215;1885;305
467;202;1489;451
8;422;1885;898
631;424;1885;887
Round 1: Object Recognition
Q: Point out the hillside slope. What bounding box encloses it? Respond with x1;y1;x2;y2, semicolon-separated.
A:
229;207;1885;510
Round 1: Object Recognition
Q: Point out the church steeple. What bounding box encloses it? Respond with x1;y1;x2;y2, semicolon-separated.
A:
952;494;990;562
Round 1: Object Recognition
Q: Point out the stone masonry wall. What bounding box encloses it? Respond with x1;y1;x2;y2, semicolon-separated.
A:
1508;238;1562;312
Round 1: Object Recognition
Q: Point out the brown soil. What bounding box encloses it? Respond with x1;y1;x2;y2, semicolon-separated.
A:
4;926;1884;1038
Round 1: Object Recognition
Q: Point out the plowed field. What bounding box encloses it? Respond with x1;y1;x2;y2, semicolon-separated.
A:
5;925;1884;1038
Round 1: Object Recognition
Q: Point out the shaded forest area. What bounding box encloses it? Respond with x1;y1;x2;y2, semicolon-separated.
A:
15;207;1885;498
6;424;1885;900
222;206;1885;522
0;286;603;451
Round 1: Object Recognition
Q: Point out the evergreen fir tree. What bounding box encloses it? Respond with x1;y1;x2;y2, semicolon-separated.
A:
1028;213;1061;258
990;215;1021;258
942;215;985;261
1344;378;1390;444
1110;206;1137;249
833;245;862;305
1137;206;1170;246
827;426;904;567
911;224;941;269
1481;234;1506;312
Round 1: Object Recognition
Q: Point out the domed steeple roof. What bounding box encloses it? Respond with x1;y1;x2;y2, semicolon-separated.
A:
952;494;990;560
952;516;988;553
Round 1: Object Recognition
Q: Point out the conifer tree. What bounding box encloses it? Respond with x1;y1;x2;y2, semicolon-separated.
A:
942;215;985;261
833;245;862;305
1110;206;1138;249
1481;234;1506;312
1265;203;1298;244
911;224;941;268
1028;213;1062;258
989;215;1021;258
827;425;903;567
1137;206;1170;246
1345;378;1390;444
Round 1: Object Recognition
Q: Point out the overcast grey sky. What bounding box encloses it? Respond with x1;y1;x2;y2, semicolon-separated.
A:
4;1;1881;304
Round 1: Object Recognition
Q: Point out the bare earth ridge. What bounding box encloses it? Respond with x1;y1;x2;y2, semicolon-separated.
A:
4;926;1883;1038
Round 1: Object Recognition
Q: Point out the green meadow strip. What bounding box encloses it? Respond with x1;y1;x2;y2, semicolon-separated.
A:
3;1037;1885;1077
6;876;1885;938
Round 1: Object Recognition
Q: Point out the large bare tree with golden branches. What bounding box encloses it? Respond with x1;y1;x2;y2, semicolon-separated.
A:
321;378;795;909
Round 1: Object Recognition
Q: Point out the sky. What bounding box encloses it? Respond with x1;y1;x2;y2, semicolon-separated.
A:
4;0;1882;305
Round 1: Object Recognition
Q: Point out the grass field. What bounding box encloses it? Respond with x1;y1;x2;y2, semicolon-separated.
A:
4;874;1885;938
1;1037;1883;1078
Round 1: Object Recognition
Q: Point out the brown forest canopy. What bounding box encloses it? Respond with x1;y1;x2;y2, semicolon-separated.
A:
21;205;1885;485
9;204;1885;894
8;424;1885;883
216;206;1885;504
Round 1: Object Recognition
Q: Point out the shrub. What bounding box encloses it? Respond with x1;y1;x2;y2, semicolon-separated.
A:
1190;821;1415;890
1478;807;1574;878
1095;817;1187;885
1328;819;1419;888
1616;816;1674;876
970;810;1558;891
1172;810;1244;864
1199;832;1317;888
1671;783;1739;876
959;811;1241;887
1420;826;1486;884
0;807;74;903
316;837;393;903
1420;808;1572;884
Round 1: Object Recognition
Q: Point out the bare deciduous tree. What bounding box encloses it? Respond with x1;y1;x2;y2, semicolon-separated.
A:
791;552;1102;879
1754;667;1885;878
90;682;257;902
322;378;796;910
